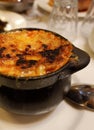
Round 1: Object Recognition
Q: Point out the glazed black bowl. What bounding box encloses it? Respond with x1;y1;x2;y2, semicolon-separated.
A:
0;28;90;115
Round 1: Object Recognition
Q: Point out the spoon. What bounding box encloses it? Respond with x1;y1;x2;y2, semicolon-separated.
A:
66;84;94;111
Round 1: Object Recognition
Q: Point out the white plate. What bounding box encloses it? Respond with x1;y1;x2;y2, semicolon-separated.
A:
0;10;26;31
0;101;84;130
37;0;86;17
37;0;52;13
88;28;94;53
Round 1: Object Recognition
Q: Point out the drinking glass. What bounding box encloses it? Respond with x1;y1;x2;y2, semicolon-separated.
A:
48;0;78;42
81;0;94;38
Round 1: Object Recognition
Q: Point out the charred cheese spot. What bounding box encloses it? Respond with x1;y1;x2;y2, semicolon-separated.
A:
0;30;73;77
16;59;37;69
0;47;6;58
39;46;61;63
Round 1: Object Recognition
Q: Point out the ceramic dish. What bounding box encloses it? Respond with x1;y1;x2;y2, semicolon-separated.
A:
0;28;90;115
0;0;34;12
0;10;26;31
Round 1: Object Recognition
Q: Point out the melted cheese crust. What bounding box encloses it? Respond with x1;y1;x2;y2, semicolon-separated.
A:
0;30;73;77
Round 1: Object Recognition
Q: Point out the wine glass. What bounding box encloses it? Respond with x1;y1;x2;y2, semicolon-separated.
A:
81;0;94;38
47;0;78;42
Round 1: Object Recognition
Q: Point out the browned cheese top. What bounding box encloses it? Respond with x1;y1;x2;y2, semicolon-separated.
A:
0;30;73;77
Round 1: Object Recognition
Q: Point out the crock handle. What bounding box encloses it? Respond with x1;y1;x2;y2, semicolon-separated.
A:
59;46;90;80
68;47;90;74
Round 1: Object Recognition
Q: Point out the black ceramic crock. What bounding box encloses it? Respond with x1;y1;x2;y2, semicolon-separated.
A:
0;28;90;115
